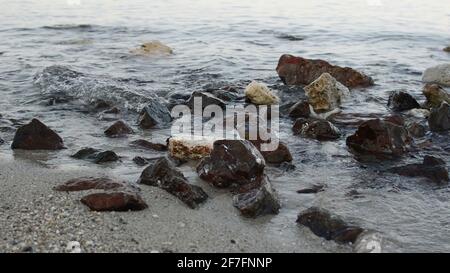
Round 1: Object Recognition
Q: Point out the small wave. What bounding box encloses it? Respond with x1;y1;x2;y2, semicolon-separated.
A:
33;65;168;113
42;24;94;30
276;33;305;41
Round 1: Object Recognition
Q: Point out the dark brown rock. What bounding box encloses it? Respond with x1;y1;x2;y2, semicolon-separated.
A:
11;119;64;150
407;122;426;138
71;148;119;164
293;118;341;140
250;140;292;164
444;46;450;53
288;101;311;118
138;157;208;209
81;191;147;212
130;139;167;151
54;177;126;191
104;120;133;137
297;184;326;194
197;140;265;188
387;91;420;111
346;118;412;156
388;155;449;185
296;207;364;244
276;54;374;88
428;102;450;132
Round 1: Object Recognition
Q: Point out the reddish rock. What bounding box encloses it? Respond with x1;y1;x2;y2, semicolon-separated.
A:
288;101;311;118
276;54;374;88
292;118;341;140
138;157;208;209
81;191;148;212
251;141;293;164
11;119;64;150
130;139;167;151
389;156;449;185
104;120;133;137
346;118;412;156
196;140;265;188
71;148;119;164
54;177;126;191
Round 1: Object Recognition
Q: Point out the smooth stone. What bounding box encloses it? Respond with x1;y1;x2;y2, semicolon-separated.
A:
11;119;64;150
387;91;420;111
54;177;127;191
81;191;148;212
422;64;450;87
104;120;133;137
422;84;450;108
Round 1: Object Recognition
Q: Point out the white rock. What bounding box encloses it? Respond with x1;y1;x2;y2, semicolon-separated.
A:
304;73;349;113
244;81;279;105
66;241;81;253
422;64;450;87
354;231;382;253
131;41;173;56
406;108;430;119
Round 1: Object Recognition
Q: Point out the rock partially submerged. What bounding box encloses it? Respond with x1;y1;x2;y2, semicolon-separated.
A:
387;91;420;111
428;102;450;132
11;119;64;150
130;139;167;151
258;142;293;164
244;81;279;105
71;148;119;164
131;41;173;56
138;103;172;129
297;184;326;194
186;91;227;110
423;84;450;108
276;54;374;88
422;64;450;87
288;100;311;118
444;46;450;53
104;120;133;137
407;122;426;138
346;118;412;156
296;207;364;244
54;177;127;191
388;156;449;185
232;177;281;218
81;191;148;212
197;140;265;188
304;73;349;113
168;135;216;160
138;157;208;209
293;118;341;140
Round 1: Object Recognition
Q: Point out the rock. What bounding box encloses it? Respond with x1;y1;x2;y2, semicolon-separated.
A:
133;156;153;166
346;118;412;156
94;100;112;109
54;177;126;191
138;103;172;129
407;122;426;138
103;107;120;114
384;114;405;126
130;139;167;151
0;137;4;145
288;101;311;118
168;135;216;160
354;231;383;253
387;91;420;111
388;155;449;185
244;81;279;105
444;46;450;53
297;184;326;194
131;41;173;56
259;143;293;164
232;178;281;218
138;157;208;209
406;108;430;119
81;191;148;212
104;120;133;137
296;207;364;244
428;102;450;132
197;140;265;188
186;91;226;110
71;148;119;164
293;118;341;140
11;119;64;150
422;64;450;87
276;54;374;88
304;73;350;113
423;84;450;108
66;241;82;253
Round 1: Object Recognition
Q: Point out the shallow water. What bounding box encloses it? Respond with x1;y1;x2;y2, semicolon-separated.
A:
0;0;450;252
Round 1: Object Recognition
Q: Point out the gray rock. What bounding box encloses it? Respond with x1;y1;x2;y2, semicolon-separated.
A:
422;64;450;87
71;148;119;164
428;102;450;132
138;101;172;129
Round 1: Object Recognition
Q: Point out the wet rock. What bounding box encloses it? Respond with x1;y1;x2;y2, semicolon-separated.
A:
296;207;364;244
130;41;173;56
406;108;430;119
244;81;279;105
103;107;120;114
296;184;326;194
428;102;450;132
138;103;172;129
387;91;420;111
292;118;341;140
304;73;349;113
422;64;450;87
346;118;412;156
259;143;293;164
388;155;449;185
423;84;450;108
54;177;126;191
384;114;405;126
168;135;215;160
288;101;311;118
130;139;167;151
133;156;153;166
0;137;4;145
186;91;226;110
276;54;374;88
138;157;208;209
104;120;133;137
11;119;64;150
81;191;148;212
232;178;281;218
94;100;112;109
407;122;426;138
197;140;265;188
71;148;119;164
444;46;450;53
